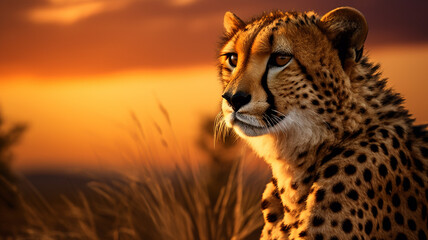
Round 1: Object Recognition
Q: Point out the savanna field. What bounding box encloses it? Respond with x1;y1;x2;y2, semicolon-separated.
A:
0;107;270;239
1;0;428;239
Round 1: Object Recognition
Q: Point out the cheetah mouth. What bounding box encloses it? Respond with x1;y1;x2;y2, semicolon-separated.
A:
228;112;286;137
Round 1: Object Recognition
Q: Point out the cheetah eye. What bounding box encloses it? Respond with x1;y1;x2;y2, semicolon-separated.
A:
225;53;238;69
269;53;292;67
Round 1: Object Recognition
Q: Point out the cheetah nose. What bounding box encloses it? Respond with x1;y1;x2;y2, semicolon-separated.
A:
222;91;251;111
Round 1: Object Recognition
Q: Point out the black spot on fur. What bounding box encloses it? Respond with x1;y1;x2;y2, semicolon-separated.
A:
418;230;427;240
358;209;363;218
412;172;425;187
341;219;353;233
382;216;391;231
396;176;402;186
315;233;324;240
392;137;400;149
271;177;278;187
396;233;408;240
332;182;345;194
367;189;375;199
329;201;342;213
399;150;408;166
378;164;388;177
306;164;316;173
390;156;398;170
343;150;355;158
394;212;404;225
320;147;344;166
281;223;291;233
394;125;405;138
346;190;359;201
312;216;325;227
379;129;389;138
408;219;416;231
407;196;417;211
324;165;339;178
365;220;373;235
357;154;367;163
370;144;379;153
367;125;379;132
302;175;313;184
403;177;411;191
344;164;356;175
363;169;372;182
316;189;325;202
363;202;369;210
297;195;307;204
378;198;384;209
261;199;269;209
392;194;401;207
291;182;299;190
266;213;278;222
298;151;308;159
380;143;389;155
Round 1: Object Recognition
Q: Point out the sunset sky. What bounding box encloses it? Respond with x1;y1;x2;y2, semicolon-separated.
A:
0;0;427;172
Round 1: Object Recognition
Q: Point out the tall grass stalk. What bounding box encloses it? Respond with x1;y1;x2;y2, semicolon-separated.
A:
12;107;269;240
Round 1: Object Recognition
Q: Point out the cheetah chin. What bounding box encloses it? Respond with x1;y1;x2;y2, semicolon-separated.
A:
227;109;328;150
224;111;280;137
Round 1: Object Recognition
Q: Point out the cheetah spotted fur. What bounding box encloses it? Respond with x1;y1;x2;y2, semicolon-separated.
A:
217;7;428;240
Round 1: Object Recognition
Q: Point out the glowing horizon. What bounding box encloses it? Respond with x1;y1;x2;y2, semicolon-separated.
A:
0;44;427;172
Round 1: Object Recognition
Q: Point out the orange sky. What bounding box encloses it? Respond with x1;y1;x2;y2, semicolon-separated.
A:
0;0;427;172
1;0;428;77
1;67;222;171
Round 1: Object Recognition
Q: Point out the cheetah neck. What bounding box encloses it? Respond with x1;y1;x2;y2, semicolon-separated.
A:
244;127;329;223
242;55;428;219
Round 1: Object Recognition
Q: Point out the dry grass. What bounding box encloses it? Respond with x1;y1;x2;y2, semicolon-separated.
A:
3;108;270;240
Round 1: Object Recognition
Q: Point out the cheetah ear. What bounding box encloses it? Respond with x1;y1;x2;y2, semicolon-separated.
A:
224;12;245;36
319;7;368;65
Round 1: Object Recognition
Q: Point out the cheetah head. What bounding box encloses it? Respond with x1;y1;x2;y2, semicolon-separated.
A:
218;7;368;150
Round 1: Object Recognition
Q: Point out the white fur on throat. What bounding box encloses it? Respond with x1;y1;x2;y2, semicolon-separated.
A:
235;109;328;163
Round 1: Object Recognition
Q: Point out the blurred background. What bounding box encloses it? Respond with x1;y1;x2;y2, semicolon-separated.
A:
1;0;428;172
0;0;427;239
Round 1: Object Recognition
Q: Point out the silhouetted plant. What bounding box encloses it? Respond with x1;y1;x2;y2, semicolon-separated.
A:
0;110;26;183
0;109;26;236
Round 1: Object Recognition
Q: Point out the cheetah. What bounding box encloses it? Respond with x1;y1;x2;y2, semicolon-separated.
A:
217;7;428;240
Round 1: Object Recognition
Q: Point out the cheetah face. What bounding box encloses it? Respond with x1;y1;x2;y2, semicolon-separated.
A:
219;12;324;138
218;9;367;139
220;38;295;137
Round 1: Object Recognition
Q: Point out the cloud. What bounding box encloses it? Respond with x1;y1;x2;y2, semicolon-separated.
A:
27;0;197;24
0;0;427;78
27;0;132;25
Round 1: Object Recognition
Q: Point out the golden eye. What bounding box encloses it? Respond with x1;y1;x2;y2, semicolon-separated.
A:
227;53;238;68
274;54;292;67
